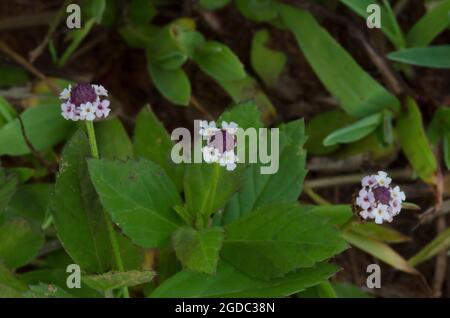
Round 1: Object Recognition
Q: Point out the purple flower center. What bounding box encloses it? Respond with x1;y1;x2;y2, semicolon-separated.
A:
208;129;235;154
70;84;97;106
373;186;391;205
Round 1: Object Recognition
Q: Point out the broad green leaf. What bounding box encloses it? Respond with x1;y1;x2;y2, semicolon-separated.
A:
388;46;450;68
96;118;133;160
133;105;183;190
323;113;382;146
305;110;354;155
0;218;44;268
340;0;405;49
333;282;373;298
279;4;400;118
82;270;155;291
218;101;263;129
0;262;27;297
0;171;18;214
0;65;28;88
221;204;347;279
151;261;338;298
6;183;52;225
0;104;74;156
309;205;353;227
147;62;191;106
199;0;230;10
409;228;450;267
58;18;96;67
406;0;450;47
5;167;34;182
343;229;418;274
349;222;410;243
129;0;156;25
251;29;287;87
427;107;450;145
51;129;113;273
235;0;278;22
25;283;74;298
193;41;246;82
222;119;307;224
397;97;437;184
172;226;224;274
88;158;183;248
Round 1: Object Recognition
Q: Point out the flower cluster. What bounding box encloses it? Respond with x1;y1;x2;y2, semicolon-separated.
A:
60;83;110;121
199;120;239;171
356;171;406;224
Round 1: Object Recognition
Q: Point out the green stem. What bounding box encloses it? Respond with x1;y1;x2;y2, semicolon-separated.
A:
85;121;130;298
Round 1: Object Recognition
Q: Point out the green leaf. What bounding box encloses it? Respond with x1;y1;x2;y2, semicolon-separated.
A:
406;0;450;47
323;113;382;146
0;171;18;214
340;0;405;49
95;118;133;160
349;222;411;243
309;205;353;227
172;226;224;274
85;0;106;23
51;129;113;273
0;65;28;88
444;133;450;170
133;105;183;190
409;228;450;267
343;229;418;275
0;96;17;125
221;204;347;279
88;158;183;248
222;119;307;224
25;283;74;298
397;97;437;184
129;0;156;25
119;25;157;48
58;18;96;67
151;261;338;297
427;107;450;145
388;46;450;68
235;0;278;22
0;218;44;268
82;270;155;291
0;262;27;297
250;29;287;87
333;282;373;298
199;0;230;10
193;41;246;83
279;4;400;118
148;61;191;106
0;104;74;156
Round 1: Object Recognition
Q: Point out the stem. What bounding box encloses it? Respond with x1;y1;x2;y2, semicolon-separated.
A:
85;121;130;298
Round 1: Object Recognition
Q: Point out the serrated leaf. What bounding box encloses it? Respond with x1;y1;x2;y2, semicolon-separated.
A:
95;118;133;160
251;29;287;87
133;105;183;190
82;270;155;291
221;204;347;279
172;226;224;274
0;218;44;268
0;104;74;156
409;228;450;267
51;129;113;273
324;113;382;146
151;261;338;298
343;229;418;275
279;4;400;118
25;283;74;298
88;158;183;248
406;0;450;47
397;97;437;184
388;46;450;68
221;119;307;224
309;205;353;227
147;62;191;106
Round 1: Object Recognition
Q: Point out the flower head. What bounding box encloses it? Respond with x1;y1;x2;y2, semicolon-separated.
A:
59;83;110;121
355;171;406;224
200;120;239;171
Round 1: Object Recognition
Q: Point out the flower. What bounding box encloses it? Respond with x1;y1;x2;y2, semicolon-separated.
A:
355;171;406;224
199;120;239;171
59;83;110;121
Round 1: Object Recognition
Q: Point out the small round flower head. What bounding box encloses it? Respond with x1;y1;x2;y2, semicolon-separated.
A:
355;171;406;224
200;120;239;171
59;83;110;121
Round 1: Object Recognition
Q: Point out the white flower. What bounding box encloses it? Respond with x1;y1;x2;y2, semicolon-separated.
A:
375;171;391;187
95;99;111;118
202;146;220;163
390;199;402;215
373;204;391;224
79;102;97;121
219;150;238;171
356;189;375;210
390;186;406;202
92;84;108;96
61;102;78;121
362;175;377;188
59;85;71;100
360;207;374;220
199;121;218;138
221;121;238;134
